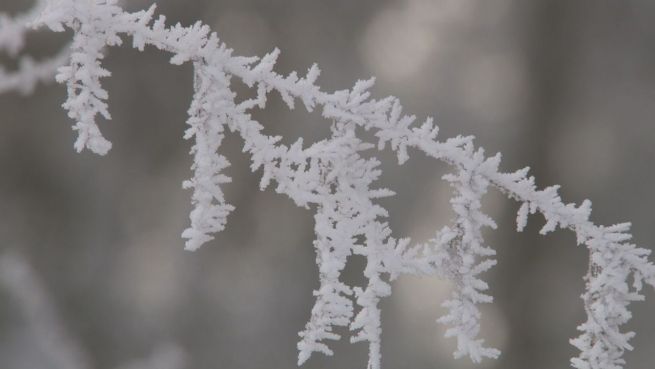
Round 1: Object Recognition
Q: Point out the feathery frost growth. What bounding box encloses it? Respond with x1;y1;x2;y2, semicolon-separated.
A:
2;1;655;369
0;0;69;94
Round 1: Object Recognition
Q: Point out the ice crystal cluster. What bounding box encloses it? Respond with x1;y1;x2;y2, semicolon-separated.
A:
2;1;655;369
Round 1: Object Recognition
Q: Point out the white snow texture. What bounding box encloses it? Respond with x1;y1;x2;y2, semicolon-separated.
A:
2;2;655;369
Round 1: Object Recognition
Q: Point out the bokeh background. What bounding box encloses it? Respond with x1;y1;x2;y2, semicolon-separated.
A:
1;0;655;368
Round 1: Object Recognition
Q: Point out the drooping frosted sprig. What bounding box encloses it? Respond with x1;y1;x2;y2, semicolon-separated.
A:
570;223;655;369
50;0;124;155
181;62;235;251
300;133;376;367
438;145;500;362
2;1;655;369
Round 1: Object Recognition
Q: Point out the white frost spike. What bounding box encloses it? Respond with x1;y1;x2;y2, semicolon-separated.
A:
439;163;500;362
297;208;354;365
516;202;530;232
51;0;124;155
182;64;235;251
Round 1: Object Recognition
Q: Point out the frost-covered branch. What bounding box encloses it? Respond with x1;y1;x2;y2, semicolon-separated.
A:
0;46;69;95
0;0;46;55
2;1;655;369
570;223;655;369
181;62;235;250
0;0;69;95
436;145;500;362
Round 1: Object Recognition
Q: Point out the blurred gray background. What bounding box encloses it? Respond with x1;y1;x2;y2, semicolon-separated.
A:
1;0;655;368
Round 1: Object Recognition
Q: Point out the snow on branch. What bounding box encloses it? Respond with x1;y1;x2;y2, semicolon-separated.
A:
437;146;500;362
181;62;235;251
0;0;70;95
0;0;47;56
2;1;655;369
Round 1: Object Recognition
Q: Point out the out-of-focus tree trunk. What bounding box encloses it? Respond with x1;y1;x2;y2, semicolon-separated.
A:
494;1;587;368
